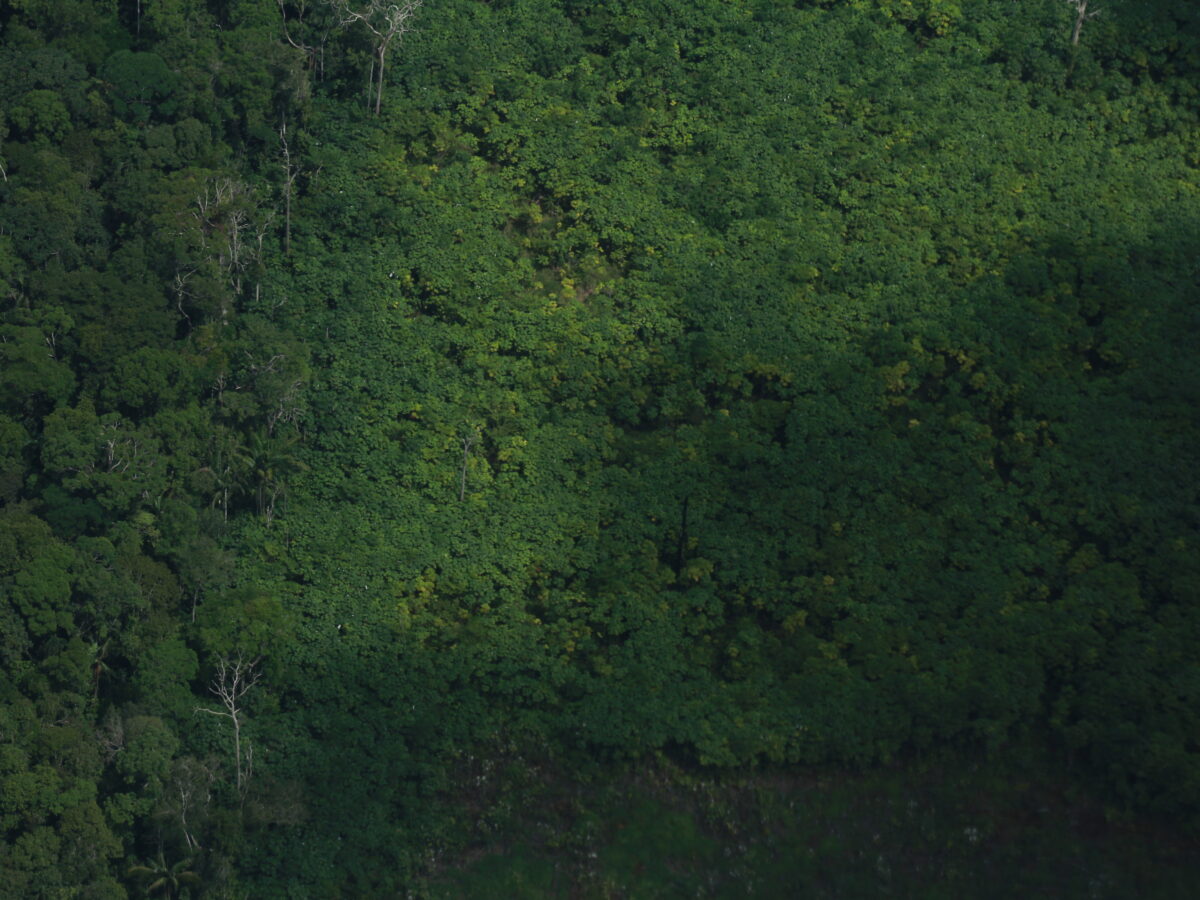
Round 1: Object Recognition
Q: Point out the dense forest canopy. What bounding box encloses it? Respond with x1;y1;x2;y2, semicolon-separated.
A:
1;0;1198;895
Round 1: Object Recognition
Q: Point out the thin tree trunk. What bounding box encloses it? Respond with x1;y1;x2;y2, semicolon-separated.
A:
232;718;242;791
459;432;476;501
375;46;386;116
279;118;296;256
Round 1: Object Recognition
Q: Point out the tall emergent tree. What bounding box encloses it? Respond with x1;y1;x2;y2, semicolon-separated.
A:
332;0;422;115
195;654;262;797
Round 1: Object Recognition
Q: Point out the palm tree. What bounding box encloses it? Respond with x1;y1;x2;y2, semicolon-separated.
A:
198;427;251;521
247;430;308;526
126;851;202;898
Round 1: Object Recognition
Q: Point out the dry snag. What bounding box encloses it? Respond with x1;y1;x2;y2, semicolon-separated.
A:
1065;0;1101;46
331;0;422;115
195;654;262;796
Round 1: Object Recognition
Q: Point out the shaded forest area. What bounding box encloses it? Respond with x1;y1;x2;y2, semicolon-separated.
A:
1;0;1198;895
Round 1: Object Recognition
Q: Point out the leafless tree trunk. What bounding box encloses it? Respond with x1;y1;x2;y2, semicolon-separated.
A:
374;45;386;116
266;379;304;436
161;758;216;851
173;267;195;329
195;655;262;797
263;483;283;527
459;428;477;501
279;119;299;255
331;0;422;116
1065;0;1100;46
189;177;271;322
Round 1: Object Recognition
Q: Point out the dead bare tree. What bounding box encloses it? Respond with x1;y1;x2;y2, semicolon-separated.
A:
189;177;270;323
100;422;142;475
1065;0;1101;46
157;757;218;852
331;0;422;115
195;654;261;797
458;427;477;501
265;378;305;436
173;267;196;330
279;118;300;256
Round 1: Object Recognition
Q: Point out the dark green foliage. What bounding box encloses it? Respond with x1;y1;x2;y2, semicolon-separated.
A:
1;0;1198;894
101;51;179;124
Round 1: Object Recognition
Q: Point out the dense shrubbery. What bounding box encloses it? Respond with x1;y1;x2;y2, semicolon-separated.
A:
1;0;1197;894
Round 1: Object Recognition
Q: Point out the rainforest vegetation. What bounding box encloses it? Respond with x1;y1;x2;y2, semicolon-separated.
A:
1;0;1198;895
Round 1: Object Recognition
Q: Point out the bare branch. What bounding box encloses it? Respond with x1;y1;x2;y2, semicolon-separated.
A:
330;0;423;114
459;426;478;502
279;118;301;255
1065;0;1102;46
157;757;216;852
194;654;262;796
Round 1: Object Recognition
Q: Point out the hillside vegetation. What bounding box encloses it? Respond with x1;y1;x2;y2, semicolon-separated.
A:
1;0;1198;895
